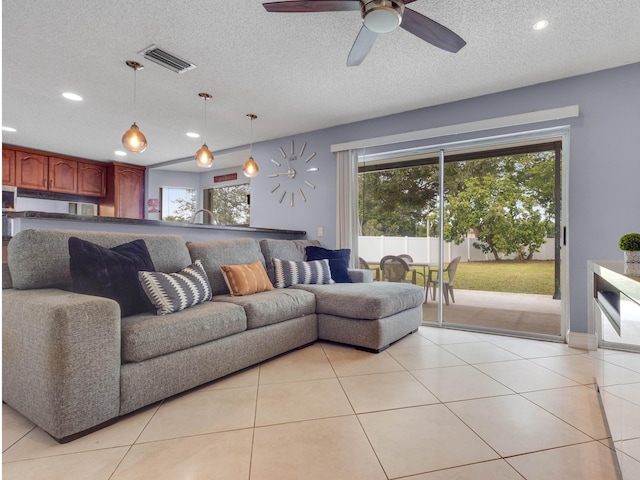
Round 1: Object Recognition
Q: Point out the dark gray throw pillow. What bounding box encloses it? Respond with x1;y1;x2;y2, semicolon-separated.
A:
68;237;156;317
305;245;352;283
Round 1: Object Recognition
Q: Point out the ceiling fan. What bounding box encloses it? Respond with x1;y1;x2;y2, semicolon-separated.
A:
262;0;466;66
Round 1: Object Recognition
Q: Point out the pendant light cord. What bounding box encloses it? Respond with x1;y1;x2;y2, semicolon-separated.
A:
125;60;143;124
249;116;254;155
133;67;137;122
203;96;208;144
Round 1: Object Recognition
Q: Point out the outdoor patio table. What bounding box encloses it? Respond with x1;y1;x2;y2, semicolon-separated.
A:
409;262;430;301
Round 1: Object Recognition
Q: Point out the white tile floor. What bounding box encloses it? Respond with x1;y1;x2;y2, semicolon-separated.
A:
3;326;640;480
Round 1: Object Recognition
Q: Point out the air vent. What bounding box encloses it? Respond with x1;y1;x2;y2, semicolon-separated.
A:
138;44;197;74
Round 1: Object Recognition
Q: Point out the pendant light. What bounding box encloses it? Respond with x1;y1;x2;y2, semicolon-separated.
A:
121;61;147;153
242;114;259;178
195;93;214;168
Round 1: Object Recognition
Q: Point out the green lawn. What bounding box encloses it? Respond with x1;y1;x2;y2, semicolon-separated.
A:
452;260;555;296
373;260;556;296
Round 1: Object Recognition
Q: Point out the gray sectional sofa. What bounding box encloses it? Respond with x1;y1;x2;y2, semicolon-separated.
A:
2;229;424;442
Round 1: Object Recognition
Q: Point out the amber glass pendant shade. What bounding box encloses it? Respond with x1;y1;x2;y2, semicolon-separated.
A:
122;61;146;153
242;113;259;178
243;156;259;177
122;122;147;153
195;143;214;168
195;93;214;168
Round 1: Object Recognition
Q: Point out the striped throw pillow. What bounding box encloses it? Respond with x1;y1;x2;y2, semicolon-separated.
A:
139;259;212;315
273;258;334;289
220;261;274;296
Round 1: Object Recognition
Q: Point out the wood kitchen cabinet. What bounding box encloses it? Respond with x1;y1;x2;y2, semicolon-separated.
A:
2;148;16;186
15;151;48;190
15;151;78;194
77;162;106;197
48;156;78;194
3;145;144;217
4;145;107;197
99;163;145;219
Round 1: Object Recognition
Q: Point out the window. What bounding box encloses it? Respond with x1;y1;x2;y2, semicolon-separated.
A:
204;184;250;226
160;187;196;222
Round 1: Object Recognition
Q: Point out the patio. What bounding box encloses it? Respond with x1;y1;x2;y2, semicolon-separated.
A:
421;289;562;336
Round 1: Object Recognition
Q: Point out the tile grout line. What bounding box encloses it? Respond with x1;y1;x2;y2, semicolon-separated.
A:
108;400;165;479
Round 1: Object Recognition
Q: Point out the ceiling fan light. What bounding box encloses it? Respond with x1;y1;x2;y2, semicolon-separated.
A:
362;1;403;33
122;122;147;153
243;156;259;178
195;144;214;168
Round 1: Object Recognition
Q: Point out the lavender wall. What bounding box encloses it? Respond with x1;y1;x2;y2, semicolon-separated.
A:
248;63;640;336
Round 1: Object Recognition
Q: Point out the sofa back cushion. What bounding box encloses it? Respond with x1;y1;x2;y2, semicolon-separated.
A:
186;238;265;296
259;238;320;284
7;229;191;290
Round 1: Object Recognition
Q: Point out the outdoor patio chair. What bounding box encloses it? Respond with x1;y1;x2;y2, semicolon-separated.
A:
427;256;461;305
397;254;428;285
380;255;417;284
359;257;380;281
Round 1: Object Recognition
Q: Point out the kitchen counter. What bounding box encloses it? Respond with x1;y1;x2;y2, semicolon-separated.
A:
5;211;306;242
589;260;640;303
588;260;640;479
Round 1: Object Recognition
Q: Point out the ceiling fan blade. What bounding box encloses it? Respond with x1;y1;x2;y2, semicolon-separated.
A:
347;26;378;67
400;8;466;53
263;1;359;13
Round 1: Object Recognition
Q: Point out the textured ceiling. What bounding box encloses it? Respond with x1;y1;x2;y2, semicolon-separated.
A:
2;0;640;172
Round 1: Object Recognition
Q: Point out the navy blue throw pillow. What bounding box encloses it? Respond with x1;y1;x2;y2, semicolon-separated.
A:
68;237;156;317
305;245;352;283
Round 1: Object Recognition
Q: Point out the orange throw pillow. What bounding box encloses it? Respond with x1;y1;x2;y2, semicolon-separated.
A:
220;261;274;296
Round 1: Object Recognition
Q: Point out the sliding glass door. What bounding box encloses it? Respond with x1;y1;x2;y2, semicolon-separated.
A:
357;130;567;341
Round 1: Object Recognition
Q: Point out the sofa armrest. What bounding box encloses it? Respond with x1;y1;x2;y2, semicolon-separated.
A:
2;288;121;441
348;268;373;283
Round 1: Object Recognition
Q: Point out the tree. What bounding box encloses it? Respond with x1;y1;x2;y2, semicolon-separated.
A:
208;185;250;225
358;151;556;260
443;154;555;260
162;188;196;223
359;165;440;236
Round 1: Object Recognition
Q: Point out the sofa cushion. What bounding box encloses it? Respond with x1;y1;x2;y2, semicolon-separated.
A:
220;261;273;296
68;237;155;317
259;238;320;284
290;282;425;319
139;259;213;315
273;258;334;288
2;262;12;290
213;288;316;329
186;238;266;296
121;300;247;363
8;229;191;290
305;246;353;284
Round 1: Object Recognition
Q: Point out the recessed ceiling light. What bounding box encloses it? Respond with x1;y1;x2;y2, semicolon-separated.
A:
62;92;83;101
533;20;549;31
114;150;127;156
186;132;200;138
2;126;17;132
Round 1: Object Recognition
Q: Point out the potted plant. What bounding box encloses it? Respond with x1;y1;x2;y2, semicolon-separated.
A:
619;233;640;275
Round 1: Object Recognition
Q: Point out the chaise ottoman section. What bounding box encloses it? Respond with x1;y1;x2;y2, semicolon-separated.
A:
291;282;425;352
